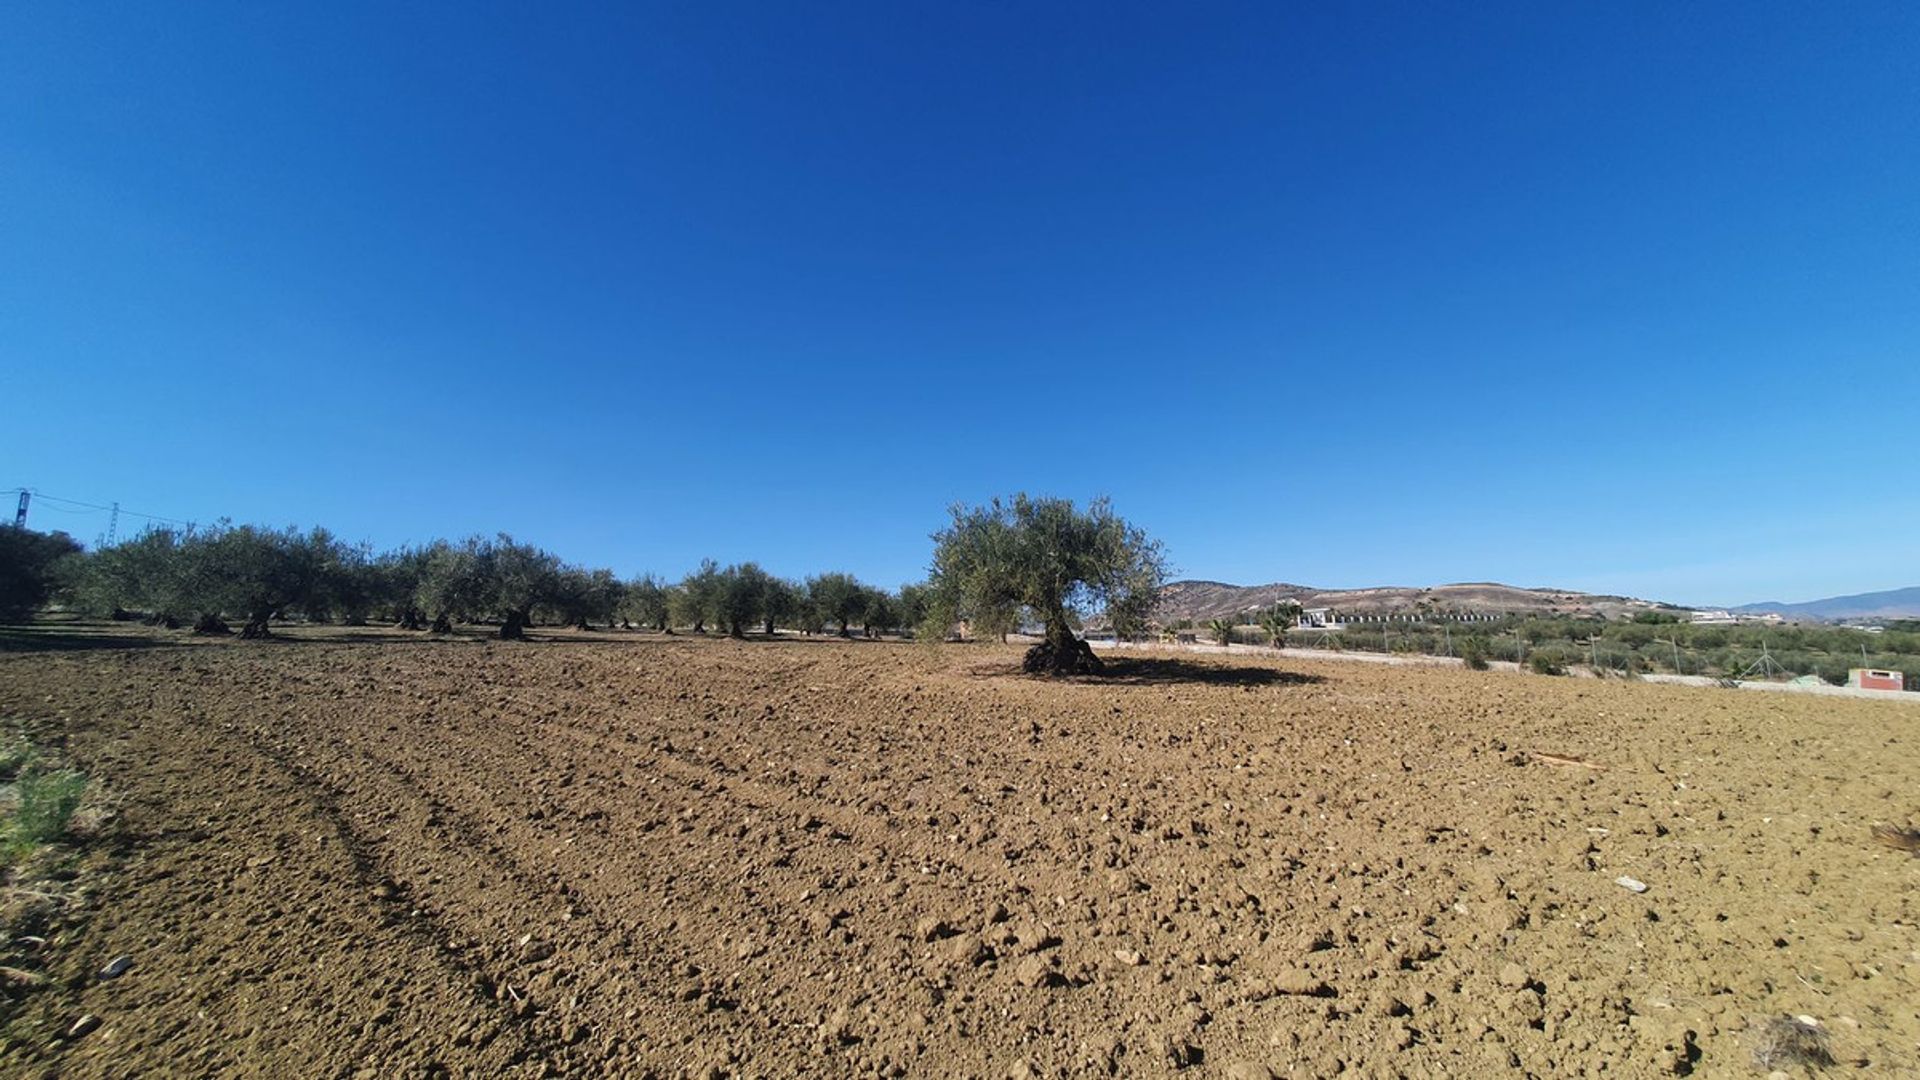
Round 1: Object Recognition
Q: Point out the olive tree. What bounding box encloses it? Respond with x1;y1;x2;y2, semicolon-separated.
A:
483;535;561;639
549;565;621;629
897;582;931;637
378;546;434;629
191;524;337;638
862;588;901;637
762;576;803;635
415;538;486;633
620;574;671;631
70;527;193;626
714;562;771;638
313;539;380;625
0;528;82;621
807;572;867;637
924;494;1166;674
676;559;723;633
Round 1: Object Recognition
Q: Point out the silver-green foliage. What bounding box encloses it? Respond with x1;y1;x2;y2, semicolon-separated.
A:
925;495;1166;648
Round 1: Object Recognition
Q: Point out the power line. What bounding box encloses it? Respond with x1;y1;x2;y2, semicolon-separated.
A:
4;487;198;532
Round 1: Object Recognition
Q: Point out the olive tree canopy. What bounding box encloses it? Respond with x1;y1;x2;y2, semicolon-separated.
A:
190;523;337;638
0;527;82;621
806;572;867;637
924;494;1166;674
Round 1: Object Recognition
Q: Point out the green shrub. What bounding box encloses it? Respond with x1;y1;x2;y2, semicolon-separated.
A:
9;769;87;846
1460;637;1490;671
0;736;35;782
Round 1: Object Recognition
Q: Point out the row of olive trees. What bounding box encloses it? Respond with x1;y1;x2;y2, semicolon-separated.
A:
72;523;364;637
60;524;912;641
661;561;928;639
21;493;1173;673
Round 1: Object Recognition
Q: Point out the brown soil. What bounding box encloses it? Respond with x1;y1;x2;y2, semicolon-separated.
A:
1;629;1917;1077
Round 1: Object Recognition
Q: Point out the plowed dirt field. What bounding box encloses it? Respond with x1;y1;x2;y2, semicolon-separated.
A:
1;631;1916;1077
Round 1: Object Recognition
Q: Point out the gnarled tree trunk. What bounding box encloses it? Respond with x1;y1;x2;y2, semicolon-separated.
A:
500;610;529;640
1022;613;1103;675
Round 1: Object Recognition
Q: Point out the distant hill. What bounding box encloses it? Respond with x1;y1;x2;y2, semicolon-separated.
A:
1155;579;1664;624
1732;586;1920;622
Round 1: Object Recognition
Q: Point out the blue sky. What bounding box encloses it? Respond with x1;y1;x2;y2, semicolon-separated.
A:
4;3;1915;606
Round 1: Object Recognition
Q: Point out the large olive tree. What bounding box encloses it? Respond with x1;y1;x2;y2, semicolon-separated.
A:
925;494;1166;674
806;572;867;637
761;575;803;635
190;524;337;638
714;562;771;638
483;535;561;640
415;538;486;633
620;574;671;631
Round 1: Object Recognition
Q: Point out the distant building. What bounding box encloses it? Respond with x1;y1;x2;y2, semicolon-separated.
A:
1690;610;1738;625
1850;668;1905;691
1299;607;1339;628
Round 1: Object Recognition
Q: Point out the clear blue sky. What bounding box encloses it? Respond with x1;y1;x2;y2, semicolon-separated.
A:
4;3;1915;606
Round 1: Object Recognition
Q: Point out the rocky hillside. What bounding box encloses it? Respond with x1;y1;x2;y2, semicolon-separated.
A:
1156;579;1665;623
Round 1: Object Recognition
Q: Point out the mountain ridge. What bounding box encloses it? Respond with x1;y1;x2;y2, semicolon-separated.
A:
1729;586;1920;621
1155;580;1920;624
1154;579;1664;623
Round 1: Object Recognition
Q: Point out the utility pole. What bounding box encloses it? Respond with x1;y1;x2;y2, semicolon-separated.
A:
1655;637;1682;675
106;502;119;546
11;490;26;528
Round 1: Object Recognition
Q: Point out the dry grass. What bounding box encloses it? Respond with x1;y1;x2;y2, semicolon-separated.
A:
1750;1015;1835;1071
1870;822;1920;854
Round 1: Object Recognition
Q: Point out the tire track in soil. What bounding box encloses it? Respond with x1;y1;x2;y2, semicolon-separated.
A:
240;711;767;1073
0;652;553;1078
7;639;1918;1077
279;651;981;1076
228;720;571;1073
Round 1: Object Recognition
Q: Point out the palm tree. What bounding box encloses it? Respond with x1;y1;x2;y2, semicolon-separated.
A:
1207;618;1235;646
1258;601;1301;649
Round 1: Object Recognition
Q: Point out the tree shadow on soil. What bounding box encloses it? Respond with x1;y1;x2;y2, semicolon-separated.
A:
972;655;1323;687
1086;657;1324;687
0;625;184;653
